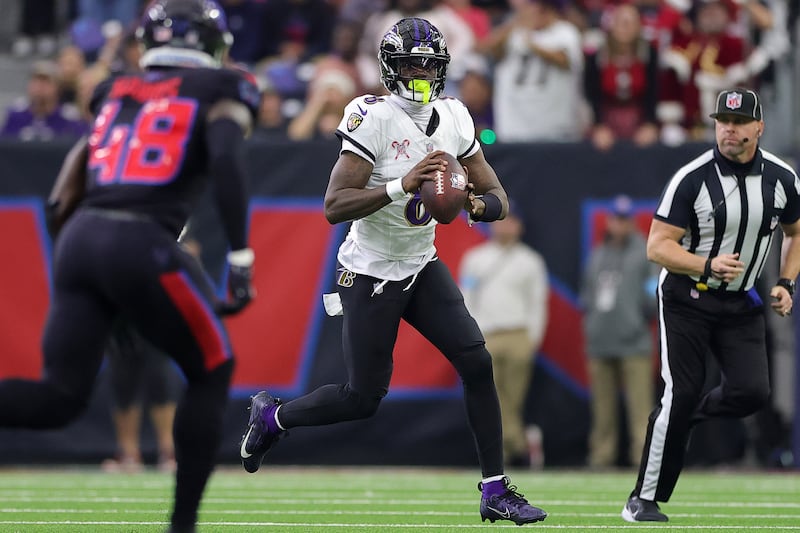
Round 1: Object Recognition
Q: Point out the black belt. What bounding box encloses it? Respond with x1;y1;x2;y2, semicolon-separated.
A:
673;274;749;299
82;206;155;223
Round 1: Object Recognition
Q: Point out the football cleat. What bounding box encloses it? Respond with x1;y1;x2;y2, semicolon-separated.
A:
621;495;668;522
478;477;547;525
239;391;284;473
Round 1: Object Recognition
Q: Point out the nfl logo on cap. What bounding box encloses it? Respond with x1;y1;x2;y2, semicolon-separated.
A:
725;92;742;111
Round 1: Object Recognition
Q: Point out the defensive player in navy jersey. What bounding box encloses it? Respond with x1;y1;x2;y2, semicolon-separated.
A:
239;17;547;526
0;1;257;532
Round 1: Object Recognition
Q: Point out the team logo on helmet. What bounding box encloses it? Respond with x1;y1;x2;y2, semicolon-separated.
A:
154;26;172;42
346;112;363;132
382;30;403;50
726;92;743;110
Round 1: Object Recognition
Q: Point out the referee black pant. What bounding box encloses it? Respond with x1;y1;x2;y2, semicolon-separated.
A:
633;273;770;502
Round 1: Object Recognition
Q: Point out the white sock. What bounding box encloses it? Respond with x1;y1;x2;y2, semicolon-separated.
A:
274;405;286;431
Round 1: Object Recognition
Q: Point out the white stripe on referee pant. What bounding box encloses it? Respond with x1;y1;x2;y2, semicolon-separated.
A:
641;269;673;501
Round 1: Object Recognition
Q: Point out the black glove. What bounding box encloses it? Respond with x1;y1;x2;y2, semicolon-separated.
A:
216;248;255;316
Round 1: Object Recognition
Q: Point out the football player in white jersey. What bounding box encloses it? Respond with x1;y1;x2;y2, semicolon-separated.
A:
239;17;547;526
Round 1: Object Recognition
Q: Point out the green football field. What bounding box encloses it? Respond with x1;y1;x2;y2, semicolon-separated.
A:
0;466;798;532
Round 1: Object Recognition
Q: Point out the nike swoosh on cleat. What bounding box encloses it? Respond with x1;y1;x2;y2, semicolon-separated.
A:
487;506;511;519
240;425;254;458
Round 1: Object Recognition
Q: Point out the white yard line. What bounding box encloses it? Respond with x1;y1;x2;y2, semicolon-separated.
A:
1;521;800;530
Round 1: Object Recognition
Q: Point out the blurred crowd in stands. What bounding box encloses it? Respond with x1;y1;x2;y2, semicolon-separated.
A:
0;0;797;148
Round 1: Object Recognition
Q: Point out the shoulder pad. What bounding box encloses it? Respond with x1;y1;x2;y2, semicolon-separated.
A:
215;67;260;117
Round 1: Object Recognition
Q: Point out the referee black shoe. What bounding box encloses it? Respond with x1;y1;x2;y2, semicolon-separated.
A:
479;477;547;525
239;391;284;473
621;495;668;522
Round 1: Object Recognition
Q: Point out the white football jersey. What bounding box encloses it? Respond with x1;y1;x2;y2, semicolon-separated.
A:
335;94;479;281
493;20;585;142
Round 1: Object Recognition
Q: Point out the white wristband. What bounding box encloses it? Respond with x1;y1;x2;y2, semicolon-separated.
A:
385;178;408;201
227;248;255;268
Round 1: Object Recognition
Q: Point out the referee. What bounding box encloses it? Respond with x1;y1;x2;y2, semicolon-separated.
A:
622;88;800;522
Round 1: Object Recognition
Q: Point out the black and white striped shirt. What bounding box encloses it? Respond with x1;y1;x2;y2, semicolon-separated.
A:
655;147;800;291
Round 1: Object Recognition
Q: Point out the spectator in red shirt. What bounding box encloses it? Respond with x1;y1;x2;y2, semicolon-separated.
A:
658;0;745;143
585;3;660;150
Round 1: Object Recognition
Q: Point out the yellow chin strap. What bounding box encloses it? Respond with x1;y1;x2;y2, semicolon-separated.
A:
408;79;432;104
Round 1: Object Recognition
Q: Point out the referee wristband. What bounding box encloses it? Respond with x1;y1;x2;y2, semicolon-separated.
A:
385;178;408;202
776;277;795;296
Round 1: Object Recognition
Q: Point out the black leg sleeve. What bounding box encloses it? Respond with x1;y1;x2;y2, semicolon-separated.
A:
170;359;233;529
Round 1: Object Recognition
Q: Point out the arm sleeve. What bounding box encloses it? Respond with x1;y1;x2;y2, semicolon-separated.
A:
206;118;249;251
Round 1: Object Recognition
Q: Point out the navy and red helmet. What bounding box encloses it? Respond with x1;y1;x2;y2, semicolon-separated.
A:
137;0;233;65
378;17;450;104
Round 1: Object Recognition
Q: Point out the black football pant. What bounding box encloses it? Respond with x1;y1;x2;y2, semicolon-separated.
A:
0;209;234;529
278;259;505;478
633;274;770;502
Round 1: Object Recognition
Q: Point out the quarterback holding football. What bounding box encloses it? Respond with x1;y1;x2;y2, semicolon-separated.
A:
239;17;547;526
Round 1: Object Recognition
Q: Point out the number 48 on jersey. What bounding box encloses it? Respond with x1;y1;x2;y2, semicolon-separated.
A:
88;97;197;186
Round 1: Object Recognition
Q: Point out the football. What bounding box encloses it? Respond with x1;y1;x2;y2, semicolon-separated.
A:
420;152;468;224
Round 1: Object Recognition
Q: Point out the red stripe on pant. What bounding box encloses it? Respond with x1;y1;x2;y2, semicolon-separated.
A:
160;271;230;371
